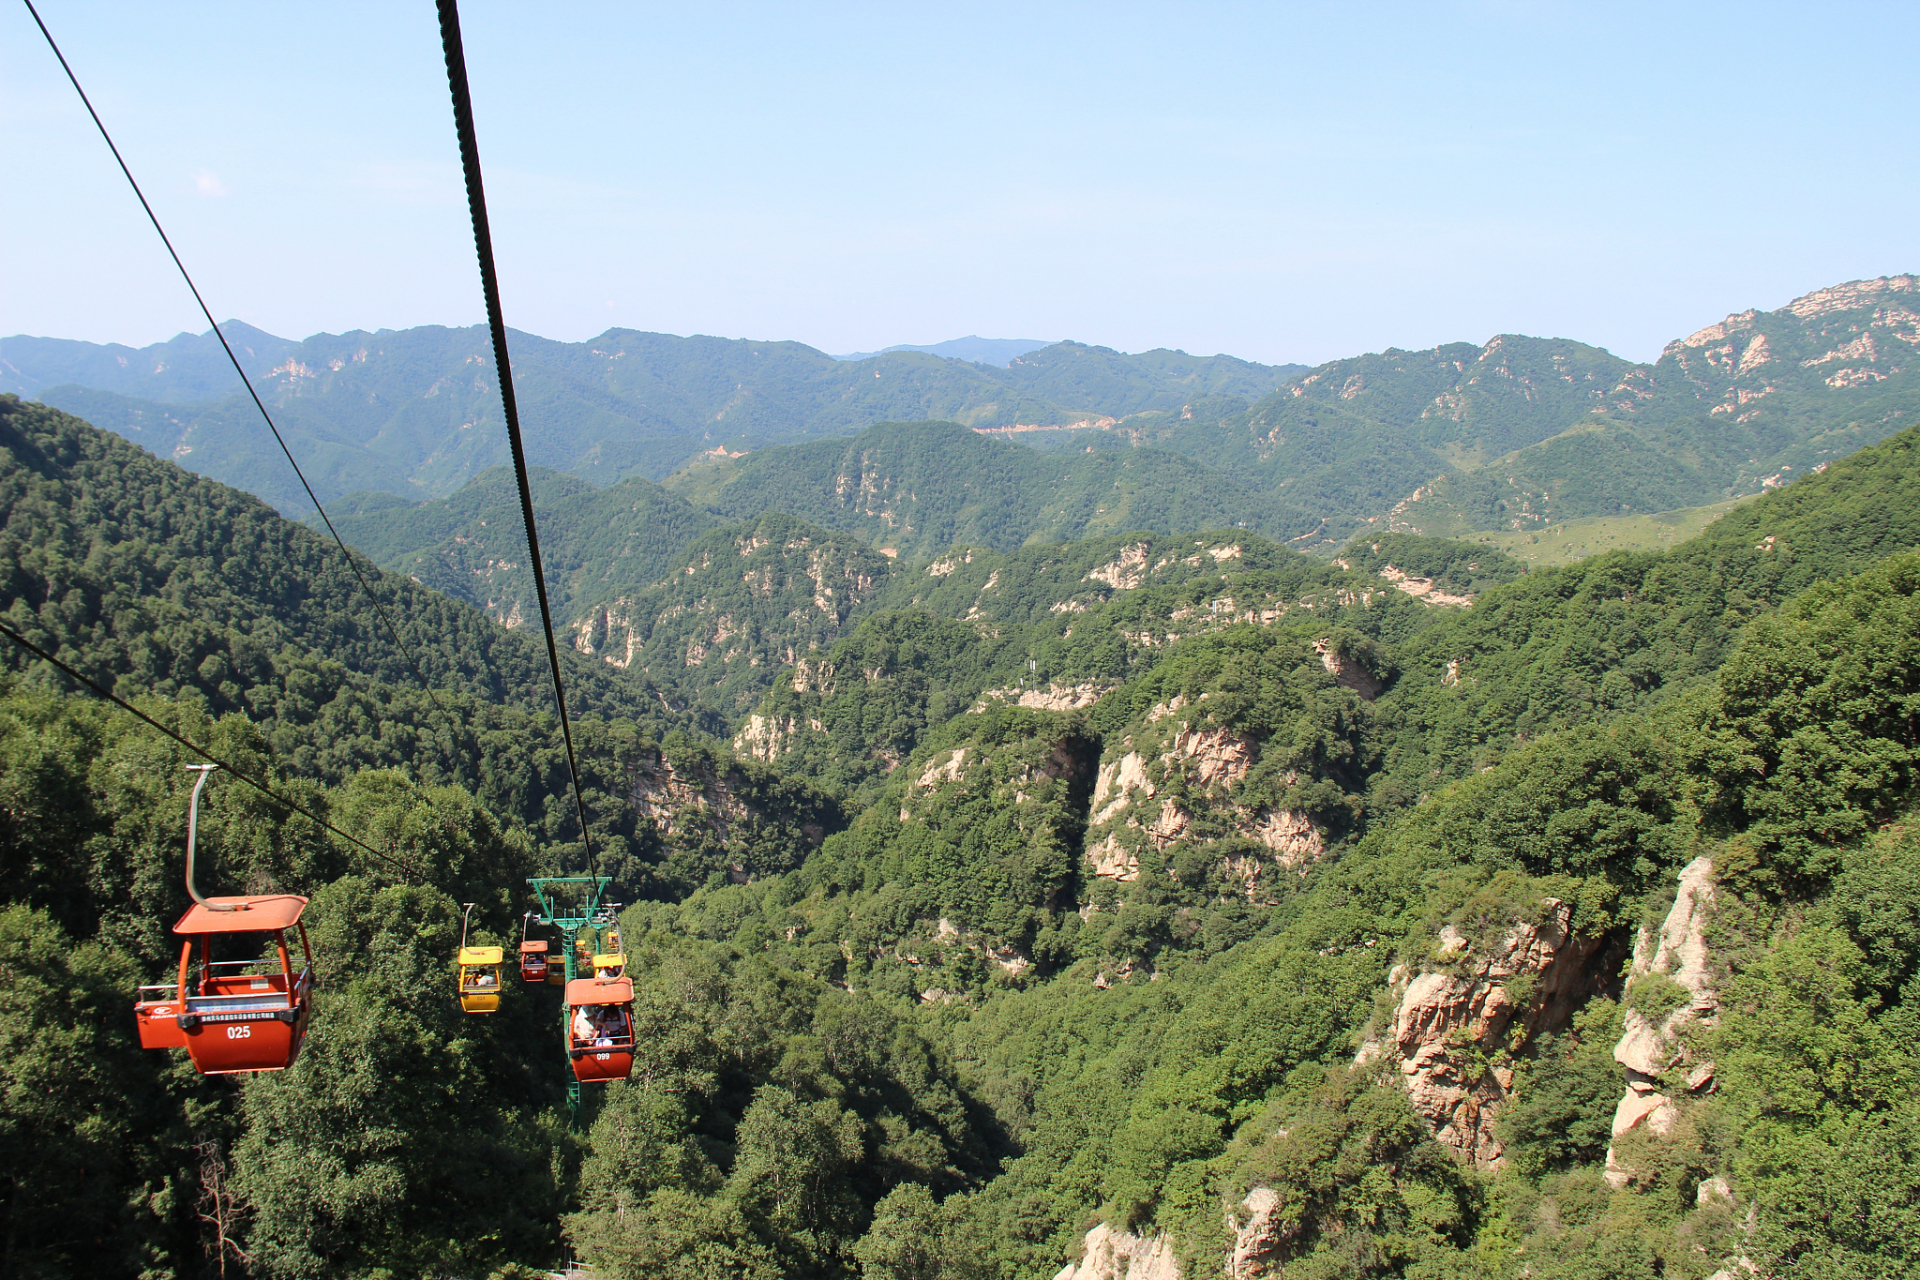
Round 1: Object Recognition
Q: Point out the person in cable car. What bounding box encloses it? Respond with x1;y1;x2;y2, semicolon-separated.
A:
565;973;636;1083
457;945;505;1013
519;938;549;983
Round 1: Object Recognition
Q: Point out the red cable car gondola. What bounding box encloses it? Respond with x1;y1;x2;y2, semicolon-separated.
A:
565;973;634;1084
134;894;314;1074
519;938;550;984
131;763;315;1075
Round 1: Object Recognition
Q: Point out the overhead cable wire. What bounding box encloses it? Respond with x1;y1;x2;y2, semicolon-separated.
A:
22;0;449;717
0;618;420;879
434;0;598;875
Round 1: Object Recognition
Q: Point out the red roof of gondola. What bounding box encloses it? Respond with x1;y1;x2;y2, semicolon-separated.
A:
565;975;634;1005
172;895;309;935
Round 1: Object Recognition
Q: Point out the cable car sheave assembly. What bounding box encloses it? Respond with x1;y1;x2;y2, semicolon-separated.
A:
20;0;638;1122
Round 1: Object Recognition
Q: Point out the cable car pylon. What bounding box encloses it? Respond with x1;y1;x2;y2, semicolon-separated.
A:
524;876;627;1125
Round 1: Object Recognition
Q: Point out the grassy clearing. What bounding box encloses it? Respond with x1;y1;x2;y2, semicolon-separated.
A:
1466;495;1762;566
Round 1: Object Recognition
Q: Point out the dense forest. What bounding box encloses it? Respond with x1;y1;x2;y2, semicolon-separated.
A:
3;385;1920;1279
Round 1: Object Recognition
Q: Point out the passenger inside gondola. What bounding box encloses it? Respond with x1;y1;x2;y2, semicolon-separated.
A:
570;1003;628;1047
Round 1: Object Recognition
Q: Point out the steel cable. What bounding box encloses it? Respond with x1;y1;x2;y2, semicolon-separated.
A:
434;0;598;876
0;618;419;878
21;0;450;717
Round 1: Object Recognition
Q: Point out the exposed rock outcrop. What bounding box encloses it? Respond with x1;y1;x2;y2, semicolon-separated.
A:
1604;857;1718;1188
628;748;824;847
1086;541;1153;590
1357;900;1618;1168
1053;1223;1180;1280
1082;720;1322;891
733;710;824;761
1375;564;1474;608
1313;638;1383;700
916;746;970;790
1228;1188;1285;1279
972;681;1114;713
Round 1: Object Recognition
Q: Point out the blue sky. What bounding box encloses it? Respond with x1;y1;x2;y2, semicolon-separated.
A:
5;1;1915;366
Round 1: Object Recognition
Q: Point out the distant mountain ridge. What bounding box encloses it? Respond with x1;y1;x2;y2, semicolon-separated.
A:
829;336;1053;365
15;274;1919;571
1006;275;1920;546
1;325;1301;512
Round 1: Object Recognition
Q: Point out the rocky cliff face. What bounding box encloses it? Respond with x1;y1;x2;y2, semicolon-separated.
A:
1356;899;1619;1168
1604;856;1718;1188
1053;1223;1181;1280
1082;700;1325;894
625;744;834;883
569;515;893;717
1226;1188;1286;1280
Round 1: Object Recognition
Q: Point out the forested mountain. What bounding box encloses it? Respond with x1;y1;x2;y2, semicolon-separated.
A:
5;355;1920;1275
665;420;1311;560
0;396;840;894
1026;276;1914;549
4;324;1302;511
317;425;1316;722
17;278;1915;590
321;361;1920;749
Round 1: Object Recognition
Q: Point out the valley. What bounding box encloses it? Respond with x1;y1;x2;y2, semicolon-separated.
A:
1;277;1919;1280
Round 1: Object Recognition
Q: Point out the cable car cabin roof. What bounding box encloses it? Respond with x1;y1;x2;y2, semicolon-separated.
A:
566;975;634;1006
592;952;626;969
519;940;550;954
459;946;504;965
173;895;309;935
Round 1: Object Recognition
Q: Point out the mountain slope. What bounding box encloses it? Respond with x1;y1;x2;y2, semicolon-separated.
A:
569;512;899;720
0;395;666;724
664;419;1314;560
617;416;1920;1279
318;465;726;631
0;393;843;894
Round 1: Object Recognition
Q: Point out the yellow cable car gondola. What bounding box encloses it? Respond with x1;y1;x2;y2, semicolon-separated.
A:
455;903;504;1013
458;945;505;1013
592;951;625;977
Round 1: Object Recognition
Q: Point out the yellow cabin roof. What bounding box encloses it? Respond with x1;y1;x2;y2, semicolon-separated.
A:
459;946;504;965
592;952;626;969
